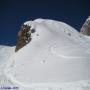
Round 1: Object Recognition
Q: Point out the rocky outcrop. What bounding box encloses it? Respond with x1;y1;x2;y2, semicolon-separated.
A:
80;16;90;36
15;25;32;52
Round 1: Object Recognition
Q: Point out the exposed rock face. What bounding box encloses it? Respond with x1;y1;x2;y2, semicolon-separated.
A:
80;16;90;36
15;24;32;52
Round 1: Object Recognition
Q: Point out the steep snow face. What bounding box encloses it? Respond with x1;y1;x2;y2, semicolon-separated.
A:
24;19;84;43
4;19;90;88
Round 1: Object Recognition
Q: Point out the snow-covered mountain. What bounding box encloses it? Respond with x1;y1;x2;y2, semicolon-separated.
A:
0;19;90;90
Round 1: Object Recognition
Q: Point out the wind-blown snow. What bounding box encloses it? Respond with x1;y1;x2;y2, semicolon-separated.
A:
0;19;90;90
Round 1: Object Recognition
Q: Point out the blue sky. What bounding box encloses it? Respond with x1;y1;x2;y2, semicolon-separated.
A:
0;0;90;46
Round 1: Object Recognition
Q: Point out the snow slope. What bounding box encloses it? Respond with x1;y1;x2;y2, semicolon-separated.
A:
0;19;90;90
0;45;15;89
0;45;15;65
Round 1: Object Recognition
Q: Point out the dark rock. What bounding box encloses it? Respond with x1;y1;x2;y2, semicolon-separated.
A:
80;16;90;36
15;24;31;52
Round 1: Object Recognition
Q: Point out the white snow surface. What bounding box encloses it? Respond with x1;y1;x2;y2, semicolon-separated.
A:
0;19;90;90
0;45;15;65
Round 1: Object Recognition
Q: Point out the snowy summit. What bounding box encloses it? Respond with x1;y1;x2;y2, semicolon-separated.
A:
0;18;90;90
